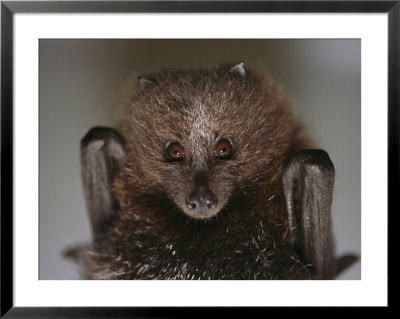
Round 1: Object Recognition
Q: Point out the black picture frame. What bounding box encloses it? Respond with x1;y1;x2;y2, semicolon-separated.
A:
1;1;396;317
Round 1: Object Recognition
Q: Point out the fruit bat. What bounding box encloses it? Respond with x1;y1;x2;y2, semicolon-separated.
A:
68;63;357;280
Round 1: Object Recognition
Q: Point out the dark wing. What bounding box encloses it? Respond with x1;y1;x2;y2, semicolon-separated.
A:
81;126;126;238
282;149;337;279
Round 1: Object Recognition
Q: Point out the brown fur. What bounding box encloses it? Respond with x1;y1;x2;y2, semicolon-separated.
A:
75;64;316;280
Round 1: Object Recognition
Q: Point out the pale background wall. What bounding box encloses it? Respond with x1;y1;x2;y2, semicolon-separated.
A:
39;39;361;280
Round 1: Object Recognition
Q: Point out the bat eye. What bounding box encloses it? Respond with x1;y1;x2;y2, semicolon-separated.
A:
166;142;185;161
215;139;233;159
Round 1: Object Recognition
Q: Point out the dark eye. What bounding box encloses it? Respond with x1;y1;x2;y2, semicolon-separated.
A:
215;139;233;159
166;142;185;161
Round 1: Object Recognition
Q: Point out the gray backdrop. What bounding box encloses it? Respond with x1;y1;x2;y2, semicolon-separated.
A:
39;39;361;280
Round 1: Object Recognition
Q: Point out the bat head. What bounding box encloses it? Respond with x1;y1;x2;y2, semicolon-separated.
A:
118;63;300;220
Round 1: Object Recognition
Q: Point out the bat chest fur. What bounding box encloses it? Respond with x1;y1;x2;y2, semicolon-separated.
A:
84;205;314;280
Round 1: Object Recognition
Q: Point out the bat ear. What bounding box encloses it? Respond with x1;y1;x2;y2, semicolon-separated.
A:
230;62;246;77
138;76;153;90
81;127;126;239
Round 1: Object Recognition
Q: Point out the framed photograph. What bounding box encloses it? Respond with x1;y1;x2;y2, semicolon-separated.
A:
1;0;395;316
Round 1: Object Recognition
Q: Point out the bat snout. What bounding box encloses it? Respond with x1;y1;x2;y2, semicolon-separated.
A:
181;171;222;219
186;187;218;213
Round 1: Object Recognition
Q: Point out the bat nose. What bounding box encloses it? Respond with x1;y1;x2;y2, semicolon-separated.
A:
186;188;217;212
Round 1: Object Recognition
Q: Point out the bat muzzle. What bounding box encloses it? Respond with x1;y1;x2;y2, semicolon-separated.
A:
183;171;220;219
186;186;217;214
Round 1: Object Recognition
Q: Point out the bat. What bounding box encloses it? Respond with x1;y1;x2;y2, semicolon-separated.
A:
68;63;357;280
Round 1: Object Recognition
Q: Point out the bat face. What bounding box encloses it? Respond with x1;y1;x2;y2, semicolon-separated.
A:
144;108;240;220
160;136;237;220
119;65;298;220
